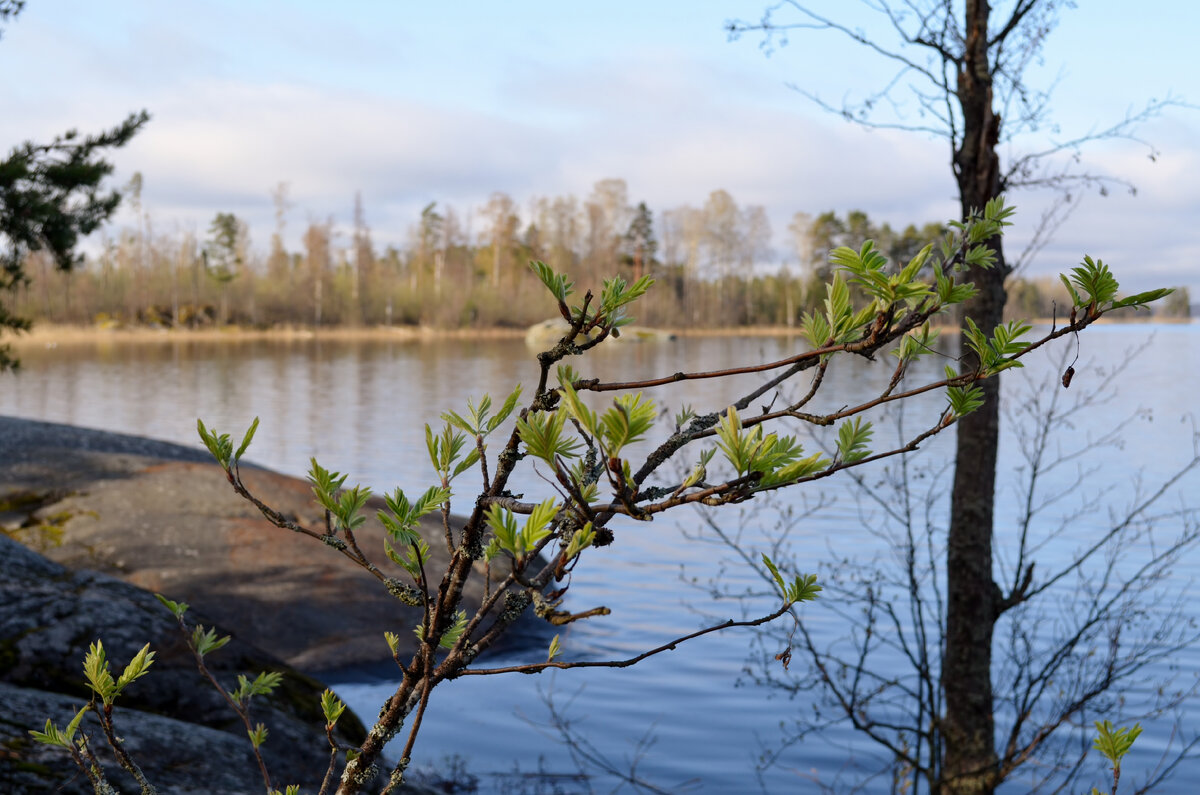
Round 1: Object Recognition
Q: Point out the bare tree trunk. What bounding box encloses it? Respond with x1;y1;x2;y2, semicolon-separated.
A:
492;236;501;289
172;244;180;327
943;2;1010;791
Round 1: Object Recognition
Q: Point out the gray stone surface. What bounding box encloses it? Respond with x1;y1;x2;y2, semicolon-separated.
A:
1;414;545;672
0;533;397;793
0;415;538;793
1;680;281;794
0;414;223;492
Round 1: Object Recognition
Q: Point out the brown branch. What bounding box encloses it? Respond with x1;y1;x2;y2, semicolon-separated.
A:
318;722;342;795
987;0;1039;49
576;302;930;395
174;615;273;793
734;0;945;83
228;465;391;584
398;678;433;767
94;703;157;795
456;604;793;676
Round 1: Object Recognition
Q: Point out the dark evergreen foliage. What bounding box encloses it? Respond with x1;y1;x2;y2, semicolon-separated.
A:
0;4;148;368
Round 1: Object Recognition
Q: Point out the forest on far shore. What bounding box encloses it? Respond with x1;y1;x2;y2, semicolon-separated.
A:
8;176;1191;331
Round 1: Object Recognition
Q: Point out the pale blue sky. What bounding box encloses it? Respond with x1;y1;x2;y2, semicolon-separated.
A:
2;1;1197;292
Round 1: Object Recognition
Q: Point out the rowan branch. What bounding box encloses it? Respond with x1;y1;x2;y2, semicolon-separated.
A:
455;604;794;676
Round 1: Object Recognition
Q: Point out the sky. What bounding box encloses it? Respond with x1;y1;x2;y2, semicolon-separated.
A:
1;0;1197;294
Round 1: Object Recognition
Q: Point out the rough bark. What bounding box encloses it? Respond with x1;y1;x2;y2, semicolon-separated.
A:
942;1;1012;792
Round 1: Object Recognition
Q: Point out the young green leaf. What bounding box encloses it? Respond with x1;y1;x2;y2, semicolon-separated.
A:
520;499;559;552
333;485;372;533
891;323;940;363
191;625;232;657
563;523;595;562
30;706;89;748
30;718;71;748
485;504;521;558
321;689;347;726
155;592;190;620
557;378;599;438
1111;287;1174;310
410;485;451;521
115;643;155;692
830;240;887;279
762;553;787;595
836;418;873;464
800;308;832;350
414;610;468;650
451;448;482;481
963;242;998;270
439;610;469;649
947;384;986;417
83;640;117;705
1092;720;1142;764
380;485;451;547
1059;272;1084;307
491;385;524;432
234;416;260;463
848;302;879;334
387;535;431;579
248;722;269;749
307;458;348;514
1069;256;1120;307
442;387;522;438
597;273;654;326
897;243;934;283
754;433;805;477
763;451;830;486
197;418;233;470
786;573;822;604
530;260;575;304
426;422;471;481
63;704;89;743
986;320;1032;373
715;407;802;482
761;555;821;605
517;409;581;464
934;265;978;306
678;447;716;491
714;406;755;476
565;452;602;503
253;673;281;703
824;272;854;340
230;671;283;706
598;392;656;454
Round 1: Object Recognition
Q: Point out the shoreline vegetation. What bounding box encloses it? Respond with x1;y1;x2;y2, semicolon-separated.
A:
6;181;1190;342
8;314;1194;349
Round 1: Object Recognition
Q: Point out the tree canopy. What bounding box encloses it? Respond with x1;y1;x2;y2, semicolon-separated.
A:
0;4;148;368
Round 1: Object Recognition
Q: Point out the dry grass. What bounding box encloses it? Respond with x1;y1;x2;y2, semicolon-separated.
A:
8;323;528;348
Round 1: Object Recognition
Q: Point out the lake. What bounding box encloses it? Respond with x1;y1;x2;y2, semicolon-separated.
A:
3;325;1198;793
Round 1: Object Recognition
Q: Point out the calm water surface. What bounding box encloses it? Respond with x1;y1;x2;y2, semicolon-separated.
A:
3;326;1198;793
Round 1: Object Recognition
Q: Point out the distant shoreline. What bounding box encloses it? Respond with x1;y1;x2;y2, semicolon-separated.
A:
7;315;1191;348
10;322;811;347
9;322;528;346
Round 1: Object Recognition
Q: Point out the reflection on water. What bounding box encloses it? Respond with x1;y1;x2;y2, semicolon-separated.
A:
2;326;1198;792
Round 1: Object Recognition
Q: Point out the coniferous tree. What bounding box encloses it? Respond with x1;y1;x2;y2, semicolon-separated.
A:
621;201;657;281
204;213;244;325
0;3;148;367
